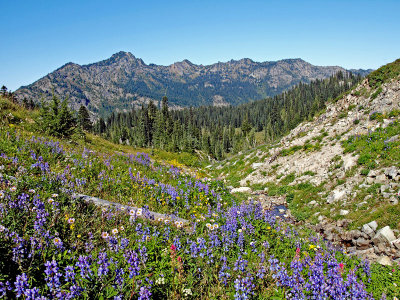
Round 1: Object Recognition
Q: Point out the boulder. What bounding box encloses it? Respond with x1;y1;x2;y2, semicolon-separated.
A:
376;243;386;253
356;247;374;259
231;187;252;193
391;239;400;250
380;184;390;194
337;219;350;228
390;197;399;205
356;238;372;250
366;177;375;184
375;174;387;183
362;224;375;238
341;230;362;241
372;226;396;245
343;154;358;172
367;221;378;231
327;189;346;203
385;166;399;179
377;255;393;266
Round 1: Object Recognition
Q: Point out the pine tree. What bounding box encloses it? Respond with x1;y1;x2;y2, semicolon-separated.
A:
57;98;76;138
78;105;92;131
37;95;76;138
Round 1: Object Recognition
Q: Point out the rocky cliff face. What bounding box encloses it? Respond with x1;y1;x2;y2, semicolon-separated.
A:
15;51;370;116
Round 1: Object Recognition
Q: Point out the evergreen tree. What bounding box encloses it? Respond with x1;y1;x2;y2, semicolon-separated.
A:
0;85;7;96
37;95;76;138
78;105;92;131
56;98;76;138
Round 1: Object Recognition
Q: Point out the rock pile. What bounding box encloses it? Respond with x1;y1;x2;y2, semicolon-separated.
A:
313;219;400;266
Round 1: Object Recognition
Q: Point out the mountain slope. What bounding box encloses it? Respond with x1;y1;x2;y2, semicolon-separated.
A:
15;51;370;116
213;59;400;263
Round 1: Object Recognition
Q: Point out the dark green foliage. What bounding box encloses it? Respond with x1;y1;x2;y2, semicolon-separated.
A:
78;105;92;131
368;58;400;90
342;119;400;168
93;73;361;159
37;95;77;138
370;87;383;100
369;111;383;122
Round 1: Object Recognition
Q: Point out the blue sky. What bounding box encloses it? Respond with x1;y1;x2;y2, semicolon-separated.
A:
1;0;399;91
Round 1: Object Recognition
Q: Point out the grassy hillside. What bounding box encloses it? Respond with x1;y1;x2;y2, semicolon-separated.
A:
0;96;399;299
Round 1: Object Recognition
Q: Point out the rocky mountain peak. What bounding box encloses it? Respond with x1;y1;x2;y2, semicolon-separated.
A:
15;52;372;116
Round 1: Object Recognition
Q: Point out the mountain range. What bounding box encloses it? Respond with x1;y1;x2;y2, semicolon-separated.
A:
15;51;372;116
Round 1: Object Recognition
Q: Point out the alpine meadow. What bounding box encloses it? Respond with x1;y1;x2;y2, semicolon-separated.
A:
1;1;400;299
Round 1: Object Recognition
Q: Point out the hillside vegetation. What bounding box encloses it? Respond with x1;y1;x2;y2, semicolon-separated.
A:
212;59;400;277
96;72;362;160
1;59;399;299
1;93;399;299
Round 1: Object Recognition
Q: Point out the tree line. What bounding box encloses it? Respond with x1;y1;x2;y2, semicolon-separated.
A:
92;72;362;159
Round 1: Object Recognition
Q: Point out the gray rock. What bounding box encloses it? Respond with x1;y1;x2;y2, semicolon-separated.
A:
337;219;350;228
373;226;396;245
368;170;378;177
377;255;393;266
356;238;371;250
309;200;317;206
231;187;252;193
347;246;357;254
356;247;374;259
341;230;362;241
367;221;378;231
391;239;400;250
390;196;399;205
362;224;375;237
252;162;263;169
339;209;349;216
366;177;375;184
343;154;358;172
327;189;346;203
376;243;387;253
380;184;390;193
375;174;387;183
385;166;399;179
382;192;392;199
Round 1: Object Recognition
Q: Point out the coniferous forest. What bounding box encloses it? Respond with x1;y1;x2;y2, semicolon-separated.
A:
93;72;362;159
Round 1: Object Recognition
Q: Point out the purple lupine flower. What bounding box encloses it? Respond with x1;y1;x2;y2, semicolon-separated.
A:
138;285;152;300
234;275;255;300
97;252;111;278
44;260;62;294
114;268;125;288
14;273;29;298
65;266;75;282
76;255;92;278
24;287;46;300
124;249;140;278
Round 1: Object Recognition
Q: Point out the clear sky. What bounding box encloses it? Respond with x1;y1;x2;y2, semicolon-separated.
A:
1;0;399;91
